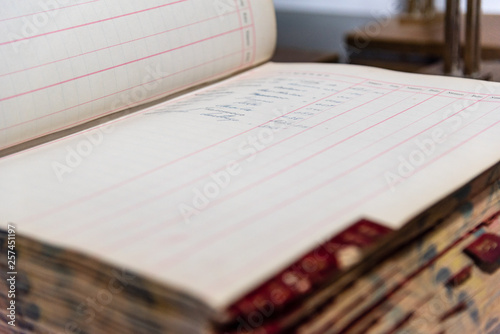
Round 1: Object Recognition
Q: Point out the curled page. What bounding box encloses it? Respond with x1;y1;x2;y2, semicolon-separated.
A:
0;0;276;149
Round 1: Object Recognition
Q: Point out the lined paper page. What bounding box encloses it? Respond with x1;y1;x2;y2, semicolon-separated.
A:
1;63;500;308
0;0;276;149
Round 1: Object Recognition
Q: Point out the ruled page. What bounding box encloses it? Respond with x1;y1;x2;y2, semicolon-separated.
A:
1;63;500;309
0;0;276;149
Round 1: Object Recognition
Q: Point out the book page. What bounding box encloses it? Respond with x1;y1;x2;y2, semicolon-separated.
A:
0;0;276;150
1;63;500;309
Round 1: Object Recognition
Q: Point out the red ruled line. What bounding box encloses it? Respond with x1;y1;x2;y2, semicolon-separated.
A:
204;106;500;287
8;63;255;220
0;49;244;150
155;92;446;266
247;0;257;64
72;81;381;243
28;83;472;240
0;0;101;23
0;10;238;78
159;94;495;267
210;185;388;291
0;0;188;46
20;82;366;224
158;88;406;228
218;99;461;237
100;90;414;250
0;49;243;141
233;0;245;68
259;94;455;176
0;25;247;103
308;104;500;233
290;69;500;97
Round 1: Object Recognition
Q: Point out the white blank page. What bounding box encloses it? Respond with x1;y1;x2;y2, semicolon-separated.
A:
0;0;276;149
1;63;500;308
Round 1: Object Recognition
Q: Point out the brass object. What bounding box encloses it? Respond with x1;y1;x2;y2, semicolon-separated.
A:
464;0;482;77
444;0;461;75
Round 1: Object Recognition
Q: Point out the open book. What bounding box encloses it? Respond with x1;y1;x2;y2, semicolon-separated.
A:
1;1;500;333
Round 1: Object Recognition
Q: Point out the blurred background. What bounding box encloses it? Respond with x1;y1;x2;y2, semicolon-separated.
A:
272;0;500;80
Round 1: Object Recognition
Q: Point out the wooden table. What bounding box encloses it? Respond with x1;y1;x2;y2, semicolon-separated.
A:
271;47;339;63
345;14;500;60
